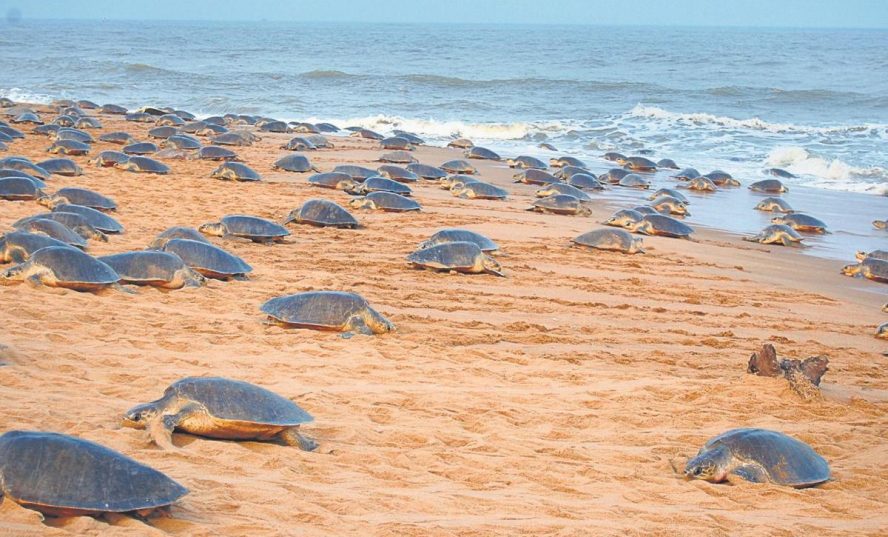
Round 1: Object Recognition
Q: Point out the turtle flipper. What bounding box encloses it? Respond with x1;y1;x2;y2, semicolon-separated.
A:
278;427;318;452
348;316;374;336
730;463;768;484
147;416;177;451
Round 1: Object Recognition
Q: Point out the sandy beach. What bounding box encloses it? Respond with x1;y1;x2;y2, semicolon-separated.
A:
1;108;887;536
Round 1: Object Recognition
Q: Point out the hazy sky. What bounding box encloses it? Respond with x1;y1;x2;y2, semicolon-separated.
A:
4;0;888;27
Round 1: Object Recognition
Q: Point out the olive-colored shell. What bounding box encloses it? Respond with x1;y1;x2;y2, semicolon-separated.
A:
406;163;447;180
48;187;117;211
356;177;413;196
197;145;239;161
452;181;508;200
754;197;794;213
514;168;559;185
744;224;804;246
618;174;651;189
1;246;119;290
285;199;359;228
418;229;499;252
99;251;204;288
378;151;417;164
631;214;694;238
351;191;421;212
535;183;593;201
0;431;187;516
507;155;548;169
205;215;290;241
550;156;586;168
12;218;88;249
771;213;827;233
273;154;315;172
161;239;252;279
91;150;130;167
332;165;377;180
0;231;74;263
672;168;700;180
36;158;82;177
407;241;502;276
117;156;170;174
440;159;477;174
149;227;211;249
0;177;43;200
749;179;788;193
377;165;418;183
122;142;158;155
465;147;500;161
211;162;261;182
622;156;657;172
573;228;644;254
52;203;123;233
261;291;394;334
529;194;590;215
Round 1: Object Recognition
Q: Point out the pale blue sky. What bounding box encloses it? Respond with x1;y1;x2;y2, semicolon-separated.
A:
3;0;887;27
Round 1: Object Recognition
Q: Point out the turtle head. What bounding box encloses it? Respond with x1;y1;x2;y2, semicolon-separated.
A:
122;402;161;429
348;197;372;210
855;250;868;262
198;222;225;237
873;220;887;230
36;194;60;209
629;238;645;254
482;255;505;277
841;262;860;277
684;445;731;483
770;216;786;225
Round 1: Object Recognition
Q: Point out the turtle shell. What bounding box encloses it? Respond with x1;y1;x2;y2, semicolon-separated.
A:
122;142;158;155
350;128;384;140
2;159;50;180
332;165;377;181
99;250;199;286
91;150;130;168
48;140;89;155
598;168;630;184
148;126;180;140
535;183;593;201
508;155;547;169
380;137;413;150
118;156;170;174
637;214;694;238
0;177;43;200
14;212;106;241
0;231;75;263
149;227;210;249
378;151;417;164
567;173;605;191
36;158;82;177
696;428;830;487
573;228;642;253
161;239;252;279
0;430;187;516
419;229;498;252
215;215;289;240
440;159;477;174
406;163;447;180
530;194;588;215
100;104;128;114
618;174;651;189
211;162;261;182
755;197;794;213
98;131;135;145
54;129;94;144
465;147;500;160
623;156;657;172
13;218;88;249
354;191;420;212
165;377;313;426
657;158;679;169
51;188;117;211
407;242;488;272
447;138;474;149
213;132;253;146
52;203;123;233
286;199;359;228
7;246;119;289
308;172;356;190
454;181;507;200
749;179;788;193
197;146;239;161
672;168;700;180
377;165;418;183
261;290;392;333
273;154;314;172
551;156;587;168
359;177;413;196
281;137;316;151
772;213;827;232
164;135;202;150
514;168;559;185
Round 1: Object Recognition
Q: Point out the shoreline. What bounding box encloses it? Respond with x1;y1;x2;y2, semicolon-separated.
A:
1;105;887;535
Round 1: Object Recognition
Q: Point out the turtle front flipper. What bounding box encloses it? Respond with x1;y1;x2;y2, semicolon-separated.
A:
278;427;318;452
148;416;178;451
729;463;768;484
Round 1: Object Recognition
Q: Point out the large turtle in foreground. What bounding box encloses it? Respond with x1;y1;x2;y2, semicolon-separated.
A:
743;224;804;246
684;428;830;488
841;257;888;283
573;228;644;254
0;246;119;291
99;251;205;289
261;291;394;335
407;242;503;276
199;215;290;243
284;199;359;228
123;377;316;451
0;430;188;517
161;239;252;280
418;229;499;252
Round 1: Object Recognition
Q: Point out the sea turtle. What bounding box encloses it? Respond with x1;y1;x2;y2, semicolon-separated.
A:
632;206;660;215
573;228;644;254
567;173;606;191
154;148;190;160
749;179;788;193
650;196;690;216
755;197;794;213
507;155;547;169
604;209;645;228
35;158;82;176
440;159;477;174
197;145;239;161
598;168;630;184
0;430;187;517
657;158;679;169
272;154;317;173
199;215;290;243
281;136;316;151
350;128;384;140
99;251;205;289
554;166;592;180
50;116;74;128
14;212;108;242
0;246;119;291
856;250;888;262
308;172;358;191
704;170;740;186
47;140;89;156
0;126;25;140
161;239;252;280
332;165;377;181
623;156;657;172
529;194;591;216
99;131;135;145
51;203;123;233
155;114;185;127
684;177;718;192
77;99;99;109
535;183;593;201
602;152;626;163
123;377;316;451
872;220;886;230
377;165;419;183
447;138;474;149
39;187;117;212
290;122;320;134
380;137;413;150
439;175;480;190
315;122;340;133
743;224;804;246
349;191;421;212
0;177;44;200
149;226;211;249
406;163;447;180
672;168;701;181
53;128;94;144
163;134;202;150
648;188;689;204
0;231;75;263
378;150;417;164
352;176;413;196
122;141;158;155
284;199;359;228
261;290;394;335
392;130;423;144
841;257;888;283
31;124;60;137
766;168;796;179
418;229;498;252
12;218;88;249
684;428;830;488
625;214;695;239
116;156;170;174
146;126;179;140
211;132;253;147
125;112;153;123
100;103;128;114
210;162;261;182
771;214;827;233
75;118;99;130
12;112;42;125
1;159;50;180
465;147;501;161
513;168;559;185
451;181;508;200
618;174;651;189
196;124;228;136
550;156;587;168
408;242;503;276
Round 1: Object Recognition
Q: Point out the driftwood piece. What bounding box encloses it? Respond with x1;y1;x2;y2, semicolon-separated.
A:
747;343;829;400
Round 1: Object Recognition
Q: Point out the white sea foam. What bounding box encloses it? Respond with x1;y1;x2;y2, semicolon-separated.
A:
0;88;54;105
765;146;887;195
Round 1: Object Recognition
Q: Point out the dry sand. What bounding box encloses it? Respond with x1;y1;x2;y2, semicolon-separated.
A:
1;110;887;536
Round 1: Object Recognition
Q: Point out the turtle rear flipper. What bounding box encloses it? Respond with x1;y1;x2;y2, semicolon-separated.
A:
729;464;768;484
278;427;318;452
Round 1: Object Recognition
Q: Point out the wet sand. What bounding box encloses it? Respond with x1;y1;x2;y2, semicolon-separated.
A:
1;109;887;536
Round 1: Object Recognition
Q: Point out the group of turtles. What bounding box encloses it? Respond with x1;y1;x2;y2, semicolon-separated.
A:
0;95;879;521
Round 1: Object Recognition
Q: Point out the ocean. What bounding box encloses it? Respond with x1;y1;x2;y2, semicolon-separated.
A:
0;19;886;259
